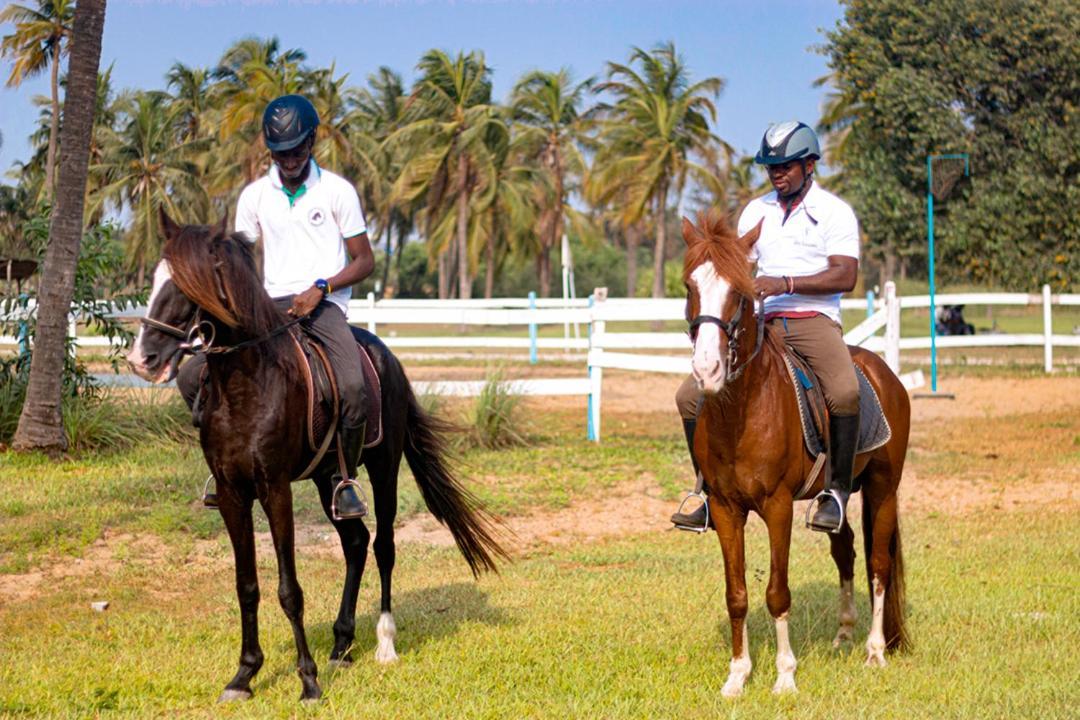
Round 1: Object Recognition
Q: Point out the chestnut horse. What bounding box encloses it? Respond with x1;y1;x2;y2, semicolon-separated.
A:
682;210;909;696
127;214;506;702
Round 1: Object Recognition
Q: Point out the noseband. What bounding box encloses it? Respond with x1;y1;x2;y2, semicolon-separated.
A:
139;310;213;352
689;295;765;382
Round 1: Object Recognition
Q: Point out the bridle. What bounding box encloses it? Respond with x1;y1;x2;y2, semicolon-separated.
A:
688;294;765;382
139;295;304;357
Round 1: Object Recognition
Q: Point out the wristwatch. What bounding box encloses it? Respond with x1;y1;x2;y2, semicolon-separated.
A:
314;278;330;296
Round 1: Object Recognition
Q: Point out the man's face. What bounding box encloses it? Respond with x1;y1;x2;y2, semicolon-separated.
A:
271;136;313;182
767;158;815;197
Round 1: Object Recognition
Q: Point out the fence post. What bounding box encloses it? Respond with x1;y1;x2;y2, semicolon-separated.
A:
866;290;875;318
586;294;595;441
1043;284;1053;373
588;287;607;442
366;291;377;334
528;291;538;364
884;281;900;374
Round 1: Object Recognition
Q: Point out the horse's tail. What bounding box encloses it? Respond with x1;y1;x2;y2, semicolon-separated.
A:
402;385;508;577
862;496;909;651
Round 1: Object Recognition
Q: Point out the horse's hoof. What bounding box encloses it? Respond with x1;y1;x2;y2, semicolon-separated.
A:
375;646;399;664
720;682;744;699
217;688;253;703
327;657;353;670
300;684;323;703
772;674;798;694
865;652;887;668
832;629;854;648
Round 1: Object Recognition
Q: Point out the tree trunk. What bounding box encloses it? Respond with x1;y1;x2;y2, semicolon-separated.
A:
652;184;669;299
14;0;107;453
484;212;497;299
626;224;640;297
379;225;393;299
456;153;471;300
45;40;61;201
437;249;449;299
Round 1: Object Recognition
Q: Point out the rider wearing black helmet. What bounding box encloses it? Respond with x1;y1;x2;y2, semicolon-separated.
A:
672;121;862;536
179;94;374;519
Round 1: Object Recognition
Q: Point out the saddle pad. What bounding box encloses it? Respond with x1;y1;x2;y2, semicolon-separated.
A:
782;354;892;456
357;343;383;449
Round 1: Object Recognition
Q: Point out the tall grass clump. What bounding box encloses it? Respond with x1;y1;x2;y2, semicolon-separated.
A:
63;388;195;452
468;368;528;449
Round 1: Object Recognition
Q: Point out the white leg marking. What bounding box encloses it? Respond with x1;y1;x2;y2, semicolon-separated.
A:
865;577;887;667
772;613;798;694
375;611;398;664
690;263;732;394
833;578;857;648
721;618;752;698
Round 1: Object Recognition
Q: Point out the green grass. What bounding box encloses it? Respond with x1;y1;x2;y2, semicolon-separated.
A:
0;510;1075;718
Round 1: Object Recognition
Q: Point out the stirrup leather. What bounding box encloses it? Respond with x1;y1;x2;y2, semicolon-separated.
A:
805;489;846;534
672;491;710;533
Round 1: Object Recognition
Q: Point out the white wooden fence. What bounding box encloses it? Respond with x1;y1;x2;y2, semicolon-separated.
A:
3;284;1078;441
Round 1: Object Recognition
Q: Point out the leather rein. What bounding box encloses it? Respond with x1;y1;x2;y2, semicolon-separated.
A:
139;309;303;357
688;294;765;382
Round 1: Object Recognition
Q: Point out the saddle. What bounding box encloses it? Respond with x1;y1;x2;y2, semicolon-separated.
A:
782;348;892;500
289;330;384;481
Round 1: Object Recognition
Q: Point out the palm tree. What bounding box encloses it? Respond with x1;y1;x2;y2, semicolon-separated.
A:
510;68;593;297
0;0;76;200
389;49;503;299
92;90;209;286
591;42;724;298
13;0;105;452
166;61;211;143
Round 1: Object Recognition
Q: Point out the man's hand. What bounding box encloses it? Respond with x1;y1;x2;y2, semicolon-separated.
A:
288;286;324;318
754;276;788;300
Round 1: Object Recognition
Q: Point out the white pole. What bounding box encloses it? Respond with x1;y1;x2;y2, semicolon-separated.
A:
367;291;377;334
884;281;900;374
562;234;571;351
1043;284;1053;373
588;287;607;442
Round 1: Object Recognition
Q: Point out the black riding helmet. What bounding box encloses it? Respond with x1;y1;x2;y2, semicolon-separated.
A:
262;95;320;152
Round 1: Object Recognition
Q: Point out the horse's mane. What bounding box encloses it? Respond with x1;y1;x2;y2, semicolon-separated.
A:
682;208;755;300
163;225;297;370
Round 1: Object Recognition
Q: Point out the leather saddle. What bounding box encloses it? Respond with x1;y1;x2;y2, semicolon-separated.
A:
782;347;892;499
289;329;384;481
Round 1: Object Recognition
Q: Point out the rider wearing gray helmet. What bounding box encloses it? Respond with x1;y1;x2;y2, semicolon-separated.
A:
672;120;862;535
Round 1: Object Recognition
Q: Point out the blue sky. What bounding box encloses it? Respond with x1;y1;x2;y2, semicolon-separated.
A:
0;0;846;182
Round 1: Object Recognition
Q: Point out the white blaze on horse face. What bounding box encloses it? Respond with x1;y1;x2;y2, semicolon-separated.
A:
126;260;174;382
690;262;731;393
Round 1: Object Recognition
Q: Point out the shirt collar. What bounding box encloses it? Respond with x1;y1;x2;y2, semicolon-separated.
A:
268;159;321;191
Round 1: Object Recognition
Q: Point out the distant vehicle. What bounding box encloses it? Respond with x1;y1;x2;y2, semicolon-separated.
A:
936;304;975;336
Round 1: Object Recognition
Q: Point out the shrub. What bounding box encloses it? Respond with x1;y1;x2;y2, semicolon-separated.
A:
467;368;528;450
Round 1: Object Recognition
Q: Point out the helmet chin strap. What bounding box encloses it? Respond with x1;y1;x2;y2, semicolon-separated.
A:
779;161;813;204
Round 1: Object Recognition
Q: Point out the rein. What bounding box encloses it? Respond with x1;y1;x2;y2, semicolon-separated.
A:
141;311;304;357
689;295;765;382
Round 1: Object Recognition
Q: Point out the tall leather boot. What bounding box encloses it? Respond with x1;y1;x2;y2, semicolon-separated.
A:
670;419;710;531
808;413;860;533
331;422;368;520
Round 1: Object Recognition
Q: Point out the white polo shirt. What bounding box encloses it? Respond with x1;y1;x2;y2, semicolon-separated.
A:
737;181;859;324
236;160;367;314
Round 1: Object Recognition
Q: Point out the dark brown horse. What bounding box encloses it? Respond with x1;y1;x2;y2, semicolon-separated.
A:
681;210;909;696
126;214;506;702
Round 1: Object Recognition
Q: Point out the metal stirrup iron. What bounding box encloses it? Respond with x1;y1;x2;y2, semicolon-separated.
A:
330;430;368;521
672;491;710;533
804;489;846;534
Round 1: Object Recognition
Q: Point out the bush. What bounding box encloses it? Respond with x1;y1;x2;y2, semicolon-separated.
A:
466;368;528;450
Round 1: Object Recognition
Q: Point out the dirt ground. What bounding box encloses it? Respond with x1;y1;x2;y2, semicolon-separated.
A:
2;374;1077;604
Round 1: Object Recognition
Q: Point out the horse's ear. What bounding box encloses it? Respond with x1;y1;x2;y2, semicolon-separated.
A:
216;210;230;238
739;219;764;254
159;206;180;241
681;217;699;247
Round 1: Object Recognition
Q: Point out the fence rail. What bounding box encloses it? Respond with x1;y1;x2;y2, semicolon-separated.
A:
5;284;1078;441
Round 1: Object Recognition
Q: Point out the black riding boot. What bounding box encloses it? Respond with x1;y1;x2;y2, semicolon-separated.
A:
331;423;369;520
808;413;860;533
670;419;711;531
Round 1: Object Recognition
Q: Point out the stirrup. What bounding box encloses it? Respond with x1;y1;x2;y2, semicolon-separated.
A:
331;477;369;521
201;474;218;509
805;489;845;534
672;491;710;533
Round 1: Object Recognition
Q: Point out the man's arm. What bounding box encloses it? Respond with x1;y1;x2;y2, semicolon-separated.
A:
288;232;375;318
754;256;858;299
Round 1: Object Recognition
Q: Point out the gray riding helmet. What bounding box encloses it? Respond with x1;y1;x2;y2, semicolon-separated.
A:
754;121;821;165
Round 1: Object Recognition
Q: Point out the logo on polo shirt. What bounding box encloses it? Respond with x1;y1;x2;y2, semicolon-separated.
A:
308;208;326;226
